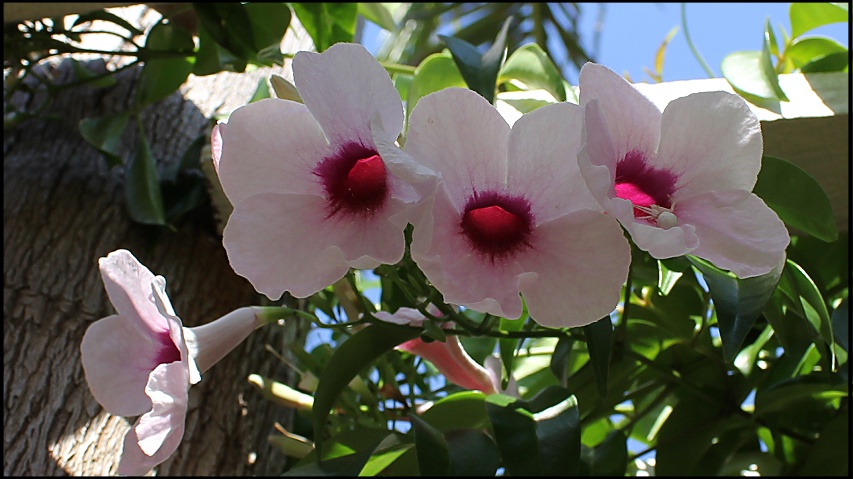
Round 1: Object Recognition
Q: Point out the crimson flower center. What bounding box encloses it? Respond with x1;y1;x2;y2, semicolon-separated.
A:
314;143;388;218
614;150;677;218
155;330;181;366
460;191;534;263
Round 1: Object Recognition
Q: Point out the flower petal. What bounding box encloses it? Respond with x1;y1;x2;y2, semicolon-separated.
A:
411;188;526;319
99;249;170;340
134;362;189;457
405;87;511;209
578;63;661;161
507;101;600;222
676;190;790;278
80;315;157;416
578;100;620;210
117;422;184;476
183;307;262;375
294;43;403;147
518;210;630;328
625;220;700;259
399;335;497;394
657;91;763;199
216;98;330;204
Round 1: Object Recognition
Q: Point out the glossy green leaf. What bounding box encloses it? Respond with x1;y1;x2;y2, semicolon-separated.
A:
654;391;725;476
583;315;612;397
498;43;566;102
587;430;628;476
420;390;490;432
790;2;849;38
486;394;541;475
312;323;420;452
777;259;834;346
765;18;779;57
797;408;849;476
721;50;788;106
408;413;450;476
137;23;194;106
292;3;358;52
125;132;166;225
754;155;839;242
657;257;690;296
285;433;387;476
358;435;413;476
447;429;499;476
755;374;847;416
688;255;785;362
499;314;526;390
549;335;573;386
438;16;512;104
406;52;466;122
244;3;291;53
358;2;397;31
785;36;848;69
192;3;256;60
79;112;129;168
800;51;850;72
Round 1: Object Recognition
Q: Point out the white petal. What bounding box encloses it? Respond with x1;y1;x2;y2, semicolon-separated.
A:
507;101;600;223
294;43;403;147
134;362;189;456
405;87;511;209
658;91;763;200
217;98;330;204
578;100;619;210
184;307;262;375
99;249;171;340
676;190;790;278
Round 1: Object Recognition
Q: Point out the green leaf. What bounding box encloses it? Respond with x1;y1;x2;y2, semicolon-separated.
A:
499;315;526;390
419;390;491;432
79;112;129;168
270;74;303;102
721;49;788;106
657;257;691;296
654;391;726;475
249;77;271;103
312;323;420;452
72;9;144;36
357;2;397;31
755;374;847;416
486;387;580;476
498;43;566;102
245;3;291;53
765;18;779;57
797;408;849;476
438;16;513;104
785;37;848;69
137;23;194;106
358;435;414;476
688;255;785;362
790;2;849;38
292;3;358;52
69;58;116;88
447;429;499;476
754;155;839;242
548;335;573;386
777;259;834;347
408;413;451;476
583;315;612;398
192;3;257;60
587;430;628;476
406;52;466;123
125;132;166;225
800;51;850;72
830;298;848;352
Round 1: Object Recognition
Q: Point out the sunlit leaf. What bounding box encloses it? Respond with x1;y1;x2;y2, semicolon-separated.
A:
800;51;849;72
721;49;788;107
358;2;398;31
406;52;466;121
358;436;414;476
420;390;490;432
753;155;838;242
755;374;847;416
498;42;566;101
249;76;271;103
765;18;779;58
784;36;848;69
312;323;420;451
790;2;849;38
583;315;612;398
125;132;166;225
292;3;357;52
439;16;512;104
270;74;303;102
777;259;834;347
137;22;194;106
688;255;785;362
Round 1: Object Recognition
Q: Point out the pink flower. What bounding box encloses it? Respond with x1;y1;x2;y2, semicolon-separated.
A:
374;308;516;396
81;250;272;475
577;63;789;278
402;87;631;328
213;43;434;300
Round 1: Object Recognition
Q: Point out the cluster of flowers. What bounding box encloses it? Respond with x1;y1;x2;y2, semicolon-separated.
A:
81;42;789;474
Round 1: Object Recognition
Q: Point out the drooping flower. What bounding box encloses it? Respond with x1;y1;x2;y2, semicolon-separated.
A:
213;43;434;300
81;249;280;475
576;62;789;278
374;307;516;396
401;87;631;329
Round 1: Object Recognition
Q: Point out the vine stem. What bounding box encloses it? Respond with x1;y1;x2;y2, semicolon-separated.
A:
680;3;716;78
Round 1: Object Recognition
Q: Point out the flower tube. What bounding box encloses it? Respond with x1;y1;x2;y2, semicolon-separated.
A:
576;62;789;277
81;249;282;475
212;43;435;300
401;87;631;328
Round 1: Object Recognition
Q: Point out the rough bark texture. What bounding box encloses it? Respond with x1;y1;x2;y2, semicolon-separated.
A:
4;6;313;476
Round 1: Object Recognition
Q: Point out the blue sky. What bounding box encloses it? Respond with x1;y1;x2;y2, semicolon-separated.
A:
361;3;849;85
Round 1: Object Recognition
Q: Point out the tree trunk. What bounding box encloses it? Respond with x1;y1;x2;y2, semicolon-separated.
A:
3;6;313;475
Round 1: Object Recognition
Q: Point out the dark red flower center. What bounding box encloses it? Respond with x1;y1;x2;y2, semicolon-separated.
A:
314;142;388;218
155;330;181;365
460;191;534;263
614;150;677;217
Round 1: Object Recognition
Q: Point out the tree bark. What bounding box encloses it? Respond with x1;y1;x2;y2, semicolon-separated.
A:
4;6;313;476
